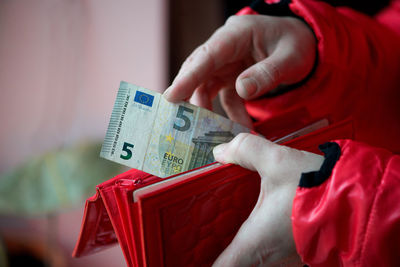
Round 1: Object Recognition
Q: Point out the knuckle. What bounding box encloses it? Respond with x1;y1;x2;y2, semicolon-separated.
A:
194;42;216;70
181;56;193;69
257;61;281;88
225;15;254;28
267;145;292;179
230;133;253;155
270;145;289;164
183;43;209;66
225;15;240;26
199;43;212;58
186;45;202;62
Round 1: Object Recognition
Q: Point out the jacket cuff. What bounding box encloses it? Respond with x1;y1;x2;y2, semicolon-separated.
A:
292;139;397;266
237;0;296;17
299;142;341;188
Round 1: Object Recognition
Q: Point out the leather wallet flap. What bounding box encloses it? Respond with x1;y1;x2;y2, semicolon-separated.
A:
73;118;354;262
72;190;118;257
73;169;155;259
135;164;260;267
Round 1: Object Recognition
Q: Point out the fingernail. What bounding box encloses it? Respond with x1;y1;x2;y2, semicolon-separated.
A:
213;143;227;162
238;78;257;98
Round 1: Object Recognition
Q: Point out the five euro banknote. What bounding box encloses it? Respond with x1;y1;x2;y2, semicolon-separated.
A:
100;81;250;178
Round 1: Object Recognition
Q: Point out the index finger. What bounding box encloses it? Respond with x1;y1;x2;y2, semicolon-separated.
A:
164;17;249;102
163;44;216;102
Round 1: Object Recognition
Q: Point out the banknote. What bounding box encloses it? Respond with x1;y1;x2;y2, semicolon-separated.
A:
100;81;250;178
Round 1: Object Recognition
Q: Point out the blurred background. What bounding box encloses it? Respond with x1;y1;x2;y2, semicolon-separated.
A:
0;0;249;266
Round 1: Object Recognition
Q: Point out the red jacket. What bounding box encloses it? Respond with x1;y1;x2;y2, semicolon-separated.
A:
240;0;400;266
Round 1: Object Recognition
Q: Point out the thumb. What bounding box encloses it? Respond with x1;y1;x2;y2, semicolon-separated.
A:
213;133;272;171
235;51;289;100
235;31;316;100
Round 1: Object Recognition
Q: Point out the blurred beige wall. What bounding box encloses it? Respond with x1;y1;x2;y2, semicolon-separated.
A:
0;0;166;266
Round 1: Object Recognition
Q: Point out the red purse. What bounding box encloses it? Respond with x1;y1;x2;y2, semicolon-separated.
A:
72;109;354;267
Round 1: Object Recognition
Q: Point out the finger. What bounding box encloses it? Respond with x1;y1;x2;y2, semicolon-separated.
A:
219;88;253;129
164;17;251;102
189;79;223;110
213;133;272;171
189;60;249;108
163;45;216;103
189;85;213;110
236;32;315;100
235;50;287;100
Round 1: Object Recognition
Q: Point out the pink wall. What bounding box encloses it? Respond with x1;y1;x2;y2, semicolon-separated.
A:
0;0;167;173
0;0;167;265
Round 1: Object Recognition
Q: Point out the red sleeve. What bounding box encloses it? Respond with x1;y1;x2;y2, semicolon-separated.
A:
244;0;400;153
237;1;400;265
286;2;400;265
375;0;400;35
292;139;400;266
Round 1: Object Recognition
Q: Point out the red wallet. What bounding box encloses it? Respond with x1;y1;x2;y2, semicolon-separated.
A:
72;109;354;267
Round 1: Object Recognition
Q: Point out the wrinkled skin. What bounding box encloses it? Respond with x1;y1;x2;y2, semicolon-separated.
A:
164;15;316;128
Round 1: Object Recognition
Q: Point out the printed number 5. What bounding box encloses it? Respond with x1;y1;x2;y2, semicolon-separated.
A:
173;105;194;132
120;142;134;160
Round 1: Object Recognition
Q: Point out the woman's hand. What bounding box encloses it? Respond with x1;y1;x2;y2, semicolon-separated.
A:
211;133;324;266
164;15;316;128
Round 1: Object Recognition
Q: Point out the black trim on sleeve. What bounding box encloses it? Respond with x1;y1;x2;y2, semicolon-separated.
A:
299;142;341;188
250;0;295;17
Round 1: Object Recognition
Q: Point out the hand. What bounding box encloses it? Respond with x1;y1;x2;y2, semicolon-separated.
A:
211;133;324;266
164;15;316;128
